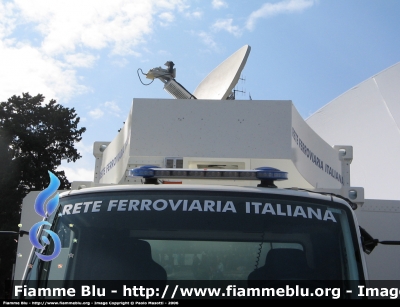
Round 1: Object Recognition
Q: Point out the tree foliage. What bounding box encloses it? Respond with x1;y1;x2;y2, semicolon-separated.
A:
0;93;86;296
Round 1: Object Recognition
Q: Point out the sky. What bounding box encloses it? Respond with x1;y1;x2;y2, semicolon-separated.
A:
1;0;400;183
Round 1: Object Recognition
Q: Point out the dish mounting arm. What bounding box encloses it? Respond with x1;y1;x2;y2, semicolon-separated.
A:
145;61;196;99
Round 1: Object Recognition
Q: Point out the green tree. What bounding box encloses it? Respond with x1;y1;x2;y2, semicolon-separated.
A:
0;93;86;298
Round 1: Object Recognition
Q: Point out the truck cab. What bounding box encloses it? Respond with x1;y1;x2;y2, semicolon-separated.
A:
21;177;367;299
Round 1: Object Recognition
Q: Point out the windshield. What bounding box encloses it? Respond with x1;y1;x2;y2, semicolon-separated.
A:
23;189;364;297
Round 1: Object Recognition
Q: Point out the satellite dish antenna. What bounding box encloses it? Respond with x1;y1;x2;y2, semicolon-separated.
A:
193;45;251;100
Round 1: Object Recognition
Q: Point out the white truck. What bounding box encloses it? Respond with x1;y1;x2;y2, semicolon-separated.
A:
12;45;400;300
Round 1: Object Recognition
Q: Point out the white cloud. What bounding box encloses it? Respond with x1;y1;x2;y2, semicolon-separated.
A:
58;165;94;182
0;1;17;38
64;53;99;68
246;0;315;30
12;0;158;56
89;108;104;119
158;50;171;56
0;41;87;102
159;12;175;26
184;9;203;19
198;31;219;51
0;0;187;103
193;11;203;18
212;0;228;9
104;101;121;116
74;140;93;155
212;19;242;37
88;101;121;119
112;58;129;68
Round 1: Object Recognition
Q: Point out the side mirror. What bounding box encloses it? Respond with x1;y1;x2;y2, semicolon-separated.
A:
360;226;400;255
359;226;379;254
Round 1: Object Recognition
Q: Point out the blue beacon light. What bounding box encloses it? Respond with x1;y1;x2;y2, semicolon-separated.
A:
129;165;288;187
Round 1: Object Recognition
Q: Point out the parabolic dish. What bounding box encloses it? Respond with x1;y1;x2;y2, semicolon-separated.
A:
193;45;251;100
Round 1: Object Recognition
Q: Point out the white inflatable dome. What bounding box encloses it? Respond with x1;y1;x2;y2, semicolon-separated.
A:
306;62;400;200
